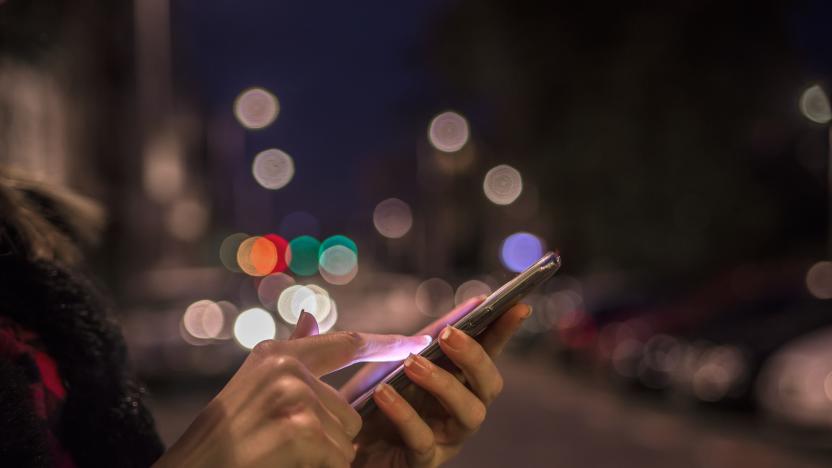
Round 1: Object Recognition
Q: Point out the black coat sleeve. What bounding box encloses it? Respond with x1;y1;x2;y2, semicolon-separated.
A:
0;357;51;468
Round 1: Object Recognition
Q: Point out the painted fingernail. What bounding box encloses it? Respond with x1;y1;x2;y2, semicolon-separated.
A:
439;326;462;351
298;310;318;328
374;383;395;404
404;353;432;378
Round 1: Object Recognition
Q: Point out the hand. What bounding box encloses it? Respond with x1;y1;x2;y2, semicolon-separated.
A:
154;319;432;468
342;297;532;467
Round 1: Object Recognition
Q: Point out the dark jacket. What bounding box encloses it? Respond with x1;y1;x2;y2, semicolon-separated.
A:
0;245;163;467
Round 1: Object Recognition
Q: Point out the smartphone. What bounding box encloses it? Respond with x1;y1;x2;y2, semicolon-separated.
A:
350;251;562;416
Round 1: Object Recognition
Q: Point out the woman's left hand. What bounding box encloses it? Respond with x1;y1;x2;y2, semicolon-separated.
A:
341;299;531;467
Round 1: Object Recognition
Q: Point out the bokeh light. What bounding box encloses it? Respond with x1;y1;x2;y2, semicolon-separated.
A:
318;235;358;279
166;197;209;241
319;235;358;256
428;111;470;152
277;284;333;324
318;299;339;333
233;307;276;349
373;198;413;239
500;232;544;272
183;299;224;340
252;149;295;190
277;285;306;324
806;261;832;299
219;233;249;272
214;300;239;340
799;84;832;124
142;132;184;203
279;211;321;238
288;235;321;276
294;285;332;323
264;233;291;273
237;236;278;276
639;334;681;389
415;278;454;317
454;279;492;305
692;346;745;402
483;164;523;205
234;87;279;129
320;261;358;285
257;272;295;311
319;245;358;276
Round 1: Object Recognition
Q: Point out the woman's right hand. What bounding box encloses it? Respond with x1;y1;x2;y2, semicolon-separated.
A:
154;326;432;468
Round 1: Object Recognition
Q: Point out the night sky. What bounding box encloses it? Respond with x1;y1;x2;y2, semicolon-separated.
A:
172;0;456;236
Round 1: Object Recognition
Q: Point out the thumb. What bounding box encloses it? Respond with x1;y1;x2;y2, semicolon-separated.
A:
280;331;432;376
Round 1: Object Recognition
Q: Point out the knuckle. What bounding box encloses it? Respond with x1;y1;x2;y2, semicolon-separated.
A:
345;407;363;438
292;382;317;405
489;373;504;401
467;400;487;430
268;376;300;400
411;434;436;457
335;331;366;353
250;339;277;358
470;340;489;362
452;334;485;364
270;376;315;405
345;443;358;463
292;411;325;439
270;355;303;375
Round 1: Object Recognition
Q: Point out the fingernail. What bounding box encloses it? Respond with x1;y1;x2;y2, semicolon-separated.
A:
298;310;314;325
523;305;533;319
374;383;395;404
439;326;462;351
404;353;432;378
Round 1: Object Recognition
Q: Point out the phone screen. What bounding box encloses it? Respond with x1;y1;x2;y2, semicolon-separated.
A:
350;251;561;416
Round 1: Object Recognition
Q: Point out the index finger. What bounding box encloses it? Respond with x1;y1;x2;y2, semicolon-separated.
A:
279;331;433;376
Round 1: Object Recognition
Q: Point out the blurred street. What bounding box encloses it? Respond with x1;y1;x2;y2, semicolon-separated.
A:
4;0;832;466
147;348;830;468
